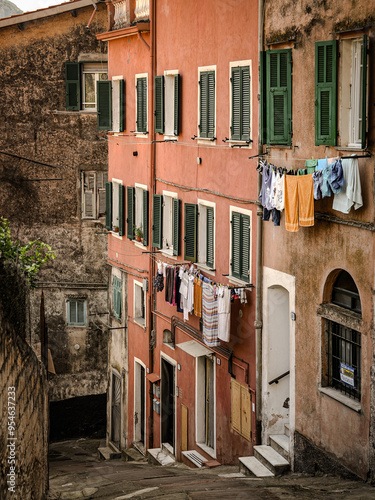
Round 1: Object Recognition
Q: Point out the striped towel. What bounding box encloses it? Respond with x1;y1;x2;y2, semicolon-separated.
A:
202;283;220;347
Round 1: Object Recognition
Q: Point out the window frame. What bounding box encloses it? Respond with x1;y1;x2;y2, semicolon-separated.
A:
112;275;122;321
229;206;252;284
135;73;148;136
229;60;252;147
82;62;108;111
133;279;146;327
111;75;125;133
110;179;124;237
65;61;108;112
161;191;178;256
197;65;216;143
82;171;106;220
67;299;87;326
197;199;215;272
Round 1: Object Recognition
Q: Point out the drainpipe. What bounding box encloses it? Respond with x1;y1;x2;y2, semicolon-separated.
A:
148;0;156;451
86;0;98;29
255;0;265;445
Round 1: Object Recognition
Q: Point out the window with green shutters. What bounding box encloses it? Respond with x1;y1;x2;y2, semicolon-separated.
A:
136;76;147;133
315;41;337;146
184;203;198;262
113;276;122;320
265;50;292;145
82;171;106;219
199;70;215;139
65;61;108;112
154;73;180;136
152;194;163;248
111;78;125;133
197;202;215;269
231;211;250;283
231;65;250;142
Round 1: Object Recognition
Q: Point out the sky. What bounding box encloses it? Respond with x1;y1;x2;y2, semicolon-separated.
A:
15;0;70;13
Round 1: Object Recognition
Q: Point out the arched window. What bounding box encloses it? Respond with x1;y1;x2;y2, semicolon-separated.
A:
326;271;361;401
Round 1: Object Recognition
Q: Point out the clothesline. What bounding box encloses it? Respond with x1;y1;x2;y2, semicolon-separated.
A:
251;153;371;161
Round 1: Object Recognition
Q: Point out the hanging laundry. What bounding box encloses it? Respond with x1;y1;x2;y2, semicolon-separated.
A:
312;170;323;200
162;262;167;277
217;287;231;342
202;283;220;347
330;159;344;194
263;207;281;226
270;169;278;208
239;289;248;304
298;174;314;227
285;175;299;232
316;158;328;171
187;274;195;317
165;267;176;305
321;164;333;198
305;159;318;175
175;268;183;313
332;157;363;214
153;271;164;292
194;278;202;318
259;164;273;211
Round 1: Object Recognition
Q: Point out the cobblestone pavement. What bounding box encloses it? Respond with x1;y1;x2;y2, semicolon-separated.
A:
48;439;375;500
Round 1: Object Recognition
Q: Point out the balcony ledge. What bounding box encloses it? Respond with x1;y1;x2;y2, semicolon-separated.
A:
97;21;150;42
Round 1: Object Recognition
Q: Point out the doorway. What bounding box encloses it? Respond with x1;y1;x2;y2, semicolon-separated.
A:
111;372;121;449
134;361;146;447
161;357;175;452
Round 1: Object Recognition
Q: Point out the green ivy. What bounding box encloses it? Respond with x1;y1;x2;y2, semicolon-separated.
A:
0;217;55;288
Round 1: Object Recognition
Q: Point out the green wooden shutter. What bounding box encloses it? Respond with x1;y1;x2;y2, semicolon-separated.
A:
118;184;125;236
231;66;250;142
105;181;112;230
154;75;164;134
113;276;122;319
184;203;197;262
240;214;250;282
361;34;367;149
126;186;135;240
315;41;337;146
152;194;163;248
172;198;180;256
137;77;147;132
65;62;81;111
199;72;208;137
174;74;180;136
119;79;125;133
260;51;267;145
231;212;241;279
199;71;215;138
241;66;250;141
207;71;215;138
143;190;149;246
206;206;214;268
266;50;292;145
231;67;241;140
97;80;112;130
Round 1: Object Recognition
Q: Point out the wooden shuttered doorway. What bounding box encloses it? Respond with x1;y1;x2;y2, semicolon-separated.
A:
315;41;337;146
266;50;292;145
231;66;250;141
231;378;251;441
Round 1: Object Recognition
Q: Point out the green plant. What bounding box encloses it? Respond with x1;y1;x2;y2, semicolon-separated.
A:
0;217;55;288
135;226;143;239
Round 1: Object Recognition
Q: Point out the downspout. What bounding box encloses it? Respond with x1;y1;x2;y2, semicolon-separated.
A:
86;0;98;28
255;0;265;445
148;0;156;451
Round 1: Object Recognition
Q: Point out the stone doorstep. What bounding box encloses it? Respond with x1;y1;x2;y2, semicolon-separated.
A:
269;434;290;461
239;456;274;478
123;447;148;462
148;447;175;466
98;446;122;461
254;445;290;476
181;450;208;468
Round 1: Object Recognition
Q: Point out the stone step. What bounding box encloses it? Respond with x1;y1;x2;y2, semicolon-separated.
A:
284;423;290;437
147;448;175;466
98;447;122;461
181;450;208;468
123;447;147;462
269;434;290;461
254;445;289;476
239;456;274;477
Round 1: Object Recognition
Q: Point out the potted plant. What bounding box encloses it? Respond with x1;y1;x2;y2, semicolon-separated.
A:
135;226;143;242
113;226;119;233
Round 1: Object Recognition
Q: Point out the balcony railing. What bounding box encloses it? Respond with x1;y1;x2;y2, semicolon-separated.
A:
113;0;129;30
134;0;149;21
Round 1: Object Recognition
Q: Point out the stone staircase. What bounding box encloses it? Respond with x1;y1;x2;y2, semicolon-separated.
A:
147;443;176;466
239;424;290;477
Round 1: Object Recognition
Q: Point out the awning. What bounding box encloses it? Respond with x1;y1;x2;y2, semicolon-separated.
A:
176;340;213;358
147;373;160;383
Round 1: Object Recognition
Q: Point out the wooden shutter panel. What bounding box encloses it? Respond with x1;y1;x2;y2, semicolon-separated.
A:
105;181;112;230
231;378;241;433
174;74;180;136
240;214;250;282
152;194;163;248
172;198;180;256
207;71;215;138
266;50;292;145
65;62;81;111
231;67;241;140
97;80;112;130
137;77;147;133
154;75;164;134
199;72;208;137
206;206;214;268
118;184;125;236
315;41;337;146
119;79;125;133
126;186;135;240
260;51;267;145
241;385;251;441
143;190;149;246
184;203;197;262
241;66;250;141
361;34;367;149
231;211;241;279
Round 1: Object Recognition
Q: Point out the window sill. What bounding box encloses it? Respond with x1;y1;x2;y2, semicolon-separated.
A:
67;324;87;328
135;132;149;139
227;276;251;287
335;146;365;152
161;249;177;259
133;241;145;249
319;386;361;413
266;144;293;149
163;134;178;142
162;342;175;350
195;263;215;276
228;140;252;149
197;138;216;146
111;232;123;240
133;317;146;329
196;442;216;459
52;110;97;115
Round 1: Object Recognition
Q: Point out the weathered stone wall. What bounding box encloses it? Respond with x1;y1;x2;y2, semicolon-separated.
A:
0;263;48;500
0;5;109;409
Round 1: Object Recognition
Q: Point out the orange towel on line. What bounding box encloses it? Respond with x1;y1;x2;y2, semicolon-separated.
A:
285;175;299;232
194;278;202;318
298;174;314;227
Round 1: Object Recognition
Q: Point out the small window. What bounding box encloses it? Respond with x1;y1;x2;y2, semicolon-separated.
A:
67;299;86;326
154;73;180;136
230;63;251;143
152;194;180;255
198;68;215;139
332;270;361;313
82;63;108;110
134;280;146;326
197;201;215;269
65;62;108;112
136;75;148;133
82;171;106;219
113;276;122;320
127;185;148;245
230;208;251;283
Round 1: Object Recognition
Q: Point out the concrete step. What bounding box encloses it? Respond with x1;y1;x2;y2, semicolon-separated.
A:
284;423;290;437
254;445;289;476
98;447;122;461
239;456;274;477
269;434;290;461
147;448;175;466
123;447;147;462
182;450;207;468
